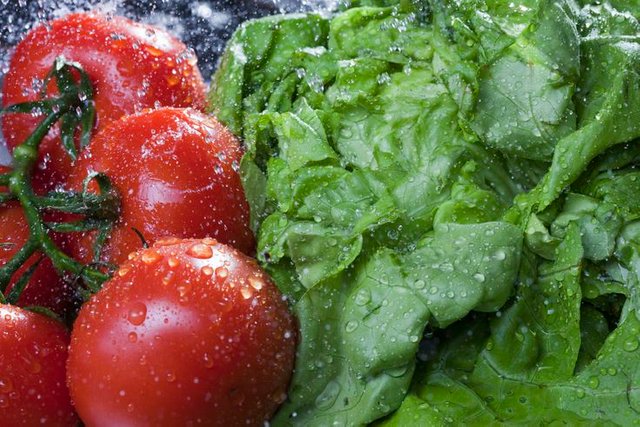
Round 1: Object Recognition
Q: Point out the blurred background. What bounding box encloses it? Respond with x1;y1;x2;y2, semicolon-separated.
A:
0;0;337;162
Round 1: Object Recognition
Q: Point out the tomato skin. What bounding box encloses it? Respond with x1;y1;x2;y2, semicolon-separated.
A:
66;107;255;265
2;12;207;192
0;304;77;426
0;202;75;315
67;238;296;426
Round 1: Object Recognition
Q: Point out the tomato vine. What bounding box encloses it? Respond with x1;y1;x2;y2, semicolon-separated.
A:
0;57;119;304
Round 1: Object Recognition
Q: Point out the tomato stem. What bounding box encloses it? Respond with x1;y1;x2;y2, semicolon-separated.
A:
0;57;117;301
0;238;38;294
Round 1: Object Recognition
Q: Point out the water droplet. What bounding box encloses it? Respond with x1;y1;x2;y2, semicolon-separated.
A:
588;376;599;389
624;337;639;352
215;267;229;282
145;45;164;57
493;250;506;261
187;243;213;259
128;332;138;343
0;378;12;393
141;251;162;265
127;302;147;326
315;381;341;410
240;287;253;300
473;273;485;283
201;266;214;277
414;279;426;290
249;277;264;290
354;289;370;306
203;353;214;368
345;320;359;333
117;267;130;277
167;257;180;268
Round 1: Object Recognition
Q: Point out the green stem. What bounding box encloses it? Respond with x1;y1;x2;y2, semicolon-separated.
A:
0;173;10;187
36;192;120;219
8;108;109;295
0;239;38;293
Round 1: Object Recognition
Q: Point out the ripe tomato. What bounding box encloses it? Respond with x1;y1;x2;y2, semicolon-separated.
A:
0;304;77;426
0;202;75;316
65;107;255;265
67;238;296;426
2;12;207;192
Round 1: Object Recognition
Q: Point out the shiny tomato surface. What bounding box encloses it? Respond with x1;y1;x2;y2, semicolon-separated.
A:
0;304;77;426
1;12;207;192
65;107;255;266
67;238;296;426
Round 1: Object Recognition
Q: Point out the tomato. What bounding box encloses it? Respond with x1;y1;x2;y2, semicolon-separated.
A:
0;304;77;426
0;202;75;316
66;238;296;426
65;107;255;265
2;12;207;192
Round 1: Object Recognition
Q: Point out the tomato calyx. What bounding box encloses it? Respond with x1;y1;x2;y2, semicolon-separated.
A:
0;57;120;304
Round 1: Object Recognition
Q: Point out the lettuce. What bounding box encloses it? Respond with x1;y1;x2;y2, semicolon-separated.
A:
208;0;640;425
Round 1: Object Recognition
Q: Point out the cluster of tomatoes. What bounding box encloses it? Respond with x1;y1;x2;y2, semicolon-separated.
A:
0;12;296;426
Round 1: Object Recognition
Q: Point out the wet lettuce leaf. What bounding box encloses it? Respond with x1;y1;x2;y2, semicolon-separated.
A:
209;0;640;425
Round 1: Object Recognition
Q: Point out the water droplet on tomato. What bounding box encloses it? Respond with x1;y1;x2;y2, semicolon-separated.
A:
167;372;176;383
145;45;164;57
166;75;180;86
117;267;130;277
162;272;175;285
240;287;253;299
202;238;218;246
215;266;229;282
248;277;263;290
187;243;213;259
0;378;12;393
127;302;147;326
201;266;214;277
203;353;214;368
177;283;191;298
128;332;138;343
141;251;162;265
168;257;180;268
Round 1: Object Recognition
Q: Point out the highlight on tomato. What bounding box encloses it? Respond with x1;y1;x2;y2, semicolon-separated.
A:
65;107;255;266
1;12;207;192
0;304;78;426
66;238;296;426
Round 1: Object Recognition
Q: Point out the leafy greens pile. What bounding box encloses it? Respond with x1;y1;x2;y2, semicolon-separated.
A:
208;0;640;424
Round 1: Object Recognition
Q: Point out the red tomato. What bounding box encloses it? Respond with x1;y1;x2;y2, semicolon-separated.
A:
2;12;207;192
0;304;77;426
65;107;255;265
0;202;75;316
67;238;296;426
